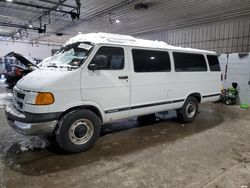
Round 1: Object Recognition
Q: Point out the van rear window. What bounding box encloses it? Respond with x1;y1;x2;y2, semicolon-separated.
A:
207;55;221;71
173;52;207;72
132;49;171;72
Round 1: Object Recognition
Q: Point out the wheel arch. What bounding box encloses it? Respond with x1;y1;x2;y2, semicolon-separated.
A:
185;92;202;103
59;105;104;123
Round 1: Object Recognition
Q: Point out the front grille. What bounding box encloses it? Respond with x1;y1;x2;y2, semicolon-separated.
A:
13;88;26;111
16;101;23;109
16;92;25;100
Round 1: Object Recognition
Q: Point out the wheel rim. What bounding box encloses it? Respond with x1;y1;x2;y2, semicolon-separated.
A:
69;119;94;145
186;102;196;118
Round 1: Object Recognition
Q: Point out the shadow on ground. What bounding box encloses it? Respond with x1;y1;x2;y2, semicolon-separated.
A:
1;108;224;176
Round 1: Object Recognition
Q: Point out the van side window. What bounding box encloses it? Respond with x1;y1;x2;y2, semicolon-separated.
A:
90;46;124;70
132;49;171;72
207;55;221;71
173;52;207;72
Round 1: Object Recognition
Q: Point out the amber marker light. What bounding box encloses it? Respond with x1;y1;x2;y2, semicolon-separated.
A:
35;92;54;105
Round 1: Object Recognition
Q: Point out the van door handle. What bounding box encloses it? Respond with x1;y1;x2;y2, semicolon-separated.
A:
118;76;128;79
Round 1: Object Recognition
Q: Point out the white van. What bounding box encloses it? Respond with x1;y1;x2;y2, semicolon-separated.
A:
5;33;221;153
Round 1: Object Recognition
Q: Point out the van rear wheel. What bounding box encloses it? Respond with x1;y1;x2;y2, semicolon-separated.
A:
55;109;101;153
177;96;198;122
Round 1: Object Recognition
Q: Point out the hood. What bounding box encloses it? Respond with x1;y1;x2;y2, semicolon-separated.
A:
16;69;73;91
5;52;38;68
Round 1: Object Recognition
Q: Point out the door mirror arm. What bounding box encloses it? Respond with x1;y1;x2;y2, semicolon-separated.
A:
89;64;98;71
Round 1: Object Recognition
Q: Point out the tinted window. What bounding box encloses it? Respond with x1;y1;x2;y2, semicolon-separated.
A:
207;55;221;71
132;49;171;72
90;46;124;70
173;52;207;72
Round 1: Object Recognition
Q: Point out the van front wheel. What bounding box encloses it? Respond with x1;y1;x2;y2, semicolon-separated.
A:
55;109;101;153
177;96;198;122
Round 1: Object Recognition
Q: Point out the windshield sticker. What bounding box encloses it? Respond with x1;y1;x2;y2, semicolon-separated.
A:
78;43;92;50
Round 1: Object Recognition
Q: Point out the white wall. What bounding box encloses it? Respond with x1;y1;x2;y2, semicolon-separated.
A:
219;53;250;104
0;41;61;74
0;41;61;59
135;18;250;54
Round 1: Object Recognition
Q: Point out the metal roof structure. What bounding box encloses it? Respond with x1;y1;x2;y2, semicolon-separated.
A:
0;0;250;45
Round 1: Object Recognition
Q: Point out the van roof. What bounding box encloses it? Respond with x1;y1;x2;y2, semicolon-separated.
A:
65;32;216;54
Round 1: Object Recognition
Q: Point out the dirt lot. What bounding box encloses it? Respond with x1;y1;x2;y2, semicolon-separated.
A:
0;88;249;188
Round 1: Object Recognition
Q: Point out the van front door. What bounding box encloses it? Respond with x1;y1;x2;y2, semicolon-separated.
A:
81;46;130;122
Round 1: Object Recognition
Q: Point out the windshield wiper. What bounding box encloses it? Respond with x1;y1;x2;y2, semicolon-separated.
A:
47;65;58;68
65;65;78;70
46;64;78;70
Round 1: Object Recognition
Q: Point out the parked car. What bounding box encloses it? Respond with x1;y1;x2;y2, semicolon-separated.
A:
4;52;38;89
5;33;222;153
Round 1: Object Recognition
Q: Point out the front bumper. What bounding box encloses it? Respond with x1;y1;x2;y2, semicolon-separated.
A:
5;103;62;135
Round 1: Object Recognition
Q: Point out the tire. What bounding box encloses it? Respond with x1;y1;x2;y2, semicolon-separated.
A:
225;99;232;105
177;96;198;122
55;109;101;153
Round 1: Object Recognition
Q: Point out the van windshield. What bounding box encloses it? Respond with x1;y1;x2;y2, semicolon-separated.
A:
39;42;93;69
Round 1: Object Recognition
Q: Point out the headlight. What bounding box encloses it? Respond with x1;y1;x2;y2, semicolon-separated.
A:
25;92;38;104
26;92;54;105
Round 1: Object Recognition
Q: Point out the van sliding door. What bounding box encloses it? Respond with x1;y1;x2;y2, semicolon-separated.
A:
129;48;173;117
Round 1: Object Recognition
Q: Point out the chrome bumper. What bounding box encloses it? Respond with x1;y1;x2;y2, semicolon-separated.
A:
7;119;57;135
5;104;58;135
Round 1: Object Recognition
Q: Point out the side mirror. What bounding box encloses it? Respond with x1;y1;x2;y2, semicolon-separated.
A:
89;55;108;70
88;63;97;70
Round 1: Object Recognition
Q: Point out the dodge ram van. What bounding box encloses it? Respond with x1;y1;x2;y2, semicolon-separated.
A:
5;33;221;153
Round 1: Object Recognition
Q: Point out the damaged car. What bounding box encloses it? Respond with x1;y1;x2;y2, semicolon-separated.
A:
4;52;39;89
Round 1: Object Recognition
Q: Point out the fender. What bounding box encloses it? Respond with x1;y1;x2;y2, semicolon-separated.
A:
184;91;202;103
61;100;106;122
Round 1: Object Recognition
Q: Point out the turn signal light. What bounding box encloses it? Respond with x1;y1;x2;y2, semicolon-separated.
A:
35;92;54;105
